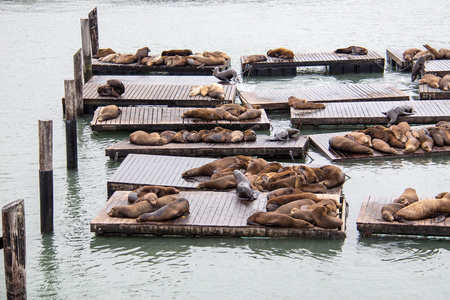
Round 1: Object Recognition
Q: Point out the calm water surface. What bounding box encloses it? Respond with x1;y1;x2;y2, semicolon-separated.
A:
0;0;449;299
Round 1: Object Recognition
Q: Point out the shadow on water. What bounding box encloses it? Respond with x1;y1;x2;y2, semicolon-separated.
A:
37;233;61;299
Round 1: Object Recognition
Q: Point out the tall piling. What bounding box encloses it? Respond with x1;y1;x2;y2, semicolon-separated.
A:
39;120;54;233
88;7;99;55
73;49;83;116
64;79;78;169
80;18;92;83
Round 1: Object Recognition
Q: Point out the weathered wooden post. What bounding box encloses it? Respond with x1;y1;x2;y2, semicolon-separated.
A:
2;199;26;299
73;49;83;116
80;18;92;83
39;120;53;233
88;7;99;56
64;79;78;169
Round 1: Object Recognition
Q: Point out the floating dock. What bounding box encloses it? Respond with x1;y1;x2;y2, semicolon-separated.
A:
105;135;309;159
309;129;450;161
290;100;450;128
357;195;450;237
419;84;450;100
239;83;408;110
106;154;343;197
422;59;450;77
240;51;385;77
386;48;416;71
90;190;346;238
90;107;270;132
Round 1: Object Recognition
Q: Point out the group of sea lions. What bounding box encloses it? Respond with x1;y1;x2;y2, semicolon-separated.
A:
129;126;257;146
406;45;450;81
181;155;345;193
419;74;450;91
288;96;326;110
108;185;190;222
97;79;125;98
329;121;450;155
181;103;262;121
188;83;226;100
381;188;450;223
93;47;230;68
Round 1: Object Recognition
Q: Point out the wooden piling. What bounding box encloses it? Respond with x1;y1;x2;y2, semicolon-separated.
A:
88;7;99;56
73;49;83;116
80;18;92;83
39;120;54;233
2;199;26;299
64;80;78;169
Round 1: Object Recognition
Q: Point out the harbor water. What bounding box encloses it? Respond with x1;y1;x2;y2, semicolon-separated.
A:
0;0;449;299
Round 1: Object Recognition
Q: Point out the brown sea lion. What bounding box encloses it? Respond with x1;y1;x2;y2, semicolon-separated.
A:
395;188;419;205
262;175;305;191
128;186;179;203
397;121;411;136
334;46;368;55
189;85;201;97
185;131;201;143
202;131;232;143
394;196;450;221
295;183;328;194
423;45;450;59
301;199;340;214
108;201;153;218
187;56;226;67
129;131;164;146
267;47;295;59
211;162;248;180
411;53;434;81
320;165;345;189
115;54;136;64
159;130;177;144
203;51;230;61
329;136;374;154
244;54;267;64
438;74;450;91
212;108;238;121
230;130;244;143
310;206;343;229
196;174;236;190
101;53;120;62
134;47;150;64
412;50;434;60
237;109;262;120
93;48;115;58
243;129;257;141
381;199;409;222
427;127;445;147
97;84;120;98
182;155;251;177
403;131;420;153
358;127;390;143
288;96;325;109
419;74;442;89
245;158;268;175
207;84;226;100
97;105;122;122
172;130;189;143
246;211;313;228
137;198;190;222
403;48;422;62
257;162;283;174
216;103;247;117
161;49;193;56
106;79;125;95
266;188;305;201
345;131;373;147
436;121;450;129
418;128;434;152
274;199;316;214
389;125;406;143
372;138;398;155
437;127;450;145
289;208;314;223
266;192;320;212
181;108;223;120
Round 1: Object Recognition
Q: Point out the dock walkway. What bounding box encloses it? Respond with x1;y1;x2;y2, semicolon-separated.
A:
357;195;450;237
290;100;450;127
419;84;450;100
90;107;270;132
91;190;346;238
239;83;408;110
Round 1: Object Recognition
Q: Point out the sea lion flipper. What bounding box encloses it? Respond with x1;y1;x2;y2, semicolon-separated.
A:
435;214;448;223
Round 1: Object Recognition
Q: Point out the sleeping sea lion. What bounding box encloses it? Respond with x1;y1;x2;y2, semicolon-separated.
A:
310;206;343;229
418;128;434;152
137;198;190;222
106;79;125;95
97;84;120;98
267;47;295;59
329;136;373;154
270;128;300;141
273;199;316;215
182;155;251;177
244;55;267;64
266;192;321;211
319;165;345;189
372;138;398;155
334;46;368;55
403;48;422;62
93;48;115;58
394;195;450;222
108;201;154;218
129;131;164;146
207;84;226;100
128;186;179;203
237;109;262;120
97;105;122;122
161;49;193;56
181;108;223;120
115;54;135;64
419;74;442;89
423;45;450;59
345;131;373;147
246;211;313;228
438;74;450;91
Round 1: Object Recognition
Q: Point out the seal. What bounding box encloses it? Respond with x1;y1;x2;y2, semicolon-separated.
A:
137;198;190;222
106;79;125;95
159;130;177;144
230;130;244;143
319;165;345;189
438;74;450;91
172;130;189;143
310;206;343;229
419;74;442;89
382;105;415;126
423;44;450;59
237;109;262;121
403;48;422;62
334;46;368;55
101;53;120;62
266;192;320;212
212;108;238;121
372;138;398;155
411;53;433;81
266;187;305;201
243;128;257;141
213;67;238;83
261;174;305;191
329;136;373;154
344;131;373;147
233;169;256;200
161;49;193;57
273;199;316;214
96;105;122;122
97;84;120;98
270;128;300;141
381;200;408;222
389;125;406;144
129;130;164;146
418;128;434;152
181;108;223;120
134;47;150;64
403;131;420;153
437;127;450;145
394;196;450;221
267;47;295;59
196;174;236;190
207;83;226;100
127;185;179;203
93;48;116;58
211;162;248;180
245;158;268;175
115;54;136;64
216;103;247;117
427;127;445;147
244;54;267;64
108;200;154;218
246;211;313;228
288;96;326;109
186;56;226;68
182;155;252;177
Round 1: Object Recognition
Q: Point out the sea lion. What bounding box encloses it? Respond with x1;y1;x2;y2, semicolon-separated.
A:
213;67;238;83
403;48;422;62
207;84;226;100
203;51;230;61
423;45;450;59
294;165;318;184
301;198;340;214
289;208;314;223
329;136;373;154
211;162;248;180
129;131;164;146
267;47;295;59
412;50;434;60
182;155;251;177
244;54;267;64
257;162;283;174
233;170;256;200
211;108;238;121
334;46;368;55
134;47;150;64
266;192;321;211
202;131;232;143
266;188;305;201
189;85;202;97
97;105;122;122
171;130;189;143
106;79;125;95
345;131;373;147
389;125;406;144
101;53;120;62
270;128;300;141
245;158;268;175
403;131;420;153
230;130;244;143
394;196;450;221
288;96;325;109
115;54;136;64
418;128;434;152
187;56;226;67
147;54;165;66
137;198;190;222
158;130;176;144
161;49;193;57
295;183;328;194
108;201;154;218
128;186;179;203
372;138;398;155
419;74;442;89
381;200;408;222
411;53;433;81
396;188;419;205
196;174;236;190
427;127;445;147
320;165;345;189
93;48;115;58
216;103;247;117
237;109;262;121
181;108;223;120
273;199;316;215
358;127;390;143
437;127;450;145
438;74;450;91
243;128;257;141
382;105;415;126
436;121;450;129
246;211;313;228
261;175;305;191
97;84;120;98
310;206;343;229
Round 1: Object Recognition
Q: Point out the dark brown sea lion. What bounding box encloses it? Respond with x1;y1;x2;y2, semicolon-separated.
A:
171;130;189;143
427;127;445;147
320;165;345;189
439;74;450;91
267;47;295;59
186;131;201;143
246;211;313;228
129;131;164;146
137;198;190;222
261;175;305;191
358;127;390;143
97;105;122;122
273;199;316;214
257;162;283;174
128;186;179;203
134;47;150;64
108;201;153;218
411;53;433;81
381;200;408;222
437;127;450;145
244;54;267;64
202;131;232;143
266;188;305;201
310;206;343;229
181;108;223;120
329;136;373;154
243;128;257;141
403;48;422;62
93;48;115;58
394;196;450;221
237;109;262;120
234;170;256;200
266;192;320;212
419;74;442;89
97;84;120;98
182;155;252;177
159;130;177;144
161;49;193;57
418;128;434;152
334;46;368;55
106;79;125;95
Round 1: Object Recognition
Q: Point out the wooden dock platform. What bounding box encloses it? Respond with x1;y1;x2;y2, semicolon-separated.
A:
106;154;343;197
309;128;450;161
419;84;450;100
357;195;450;237
92;58;229;76
239;83;408;110
105;135;309;159
422;59;450;77
91;190;346;238
240;51;385;77
90;107;270;132
290;100;450;128
386;48;417;71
